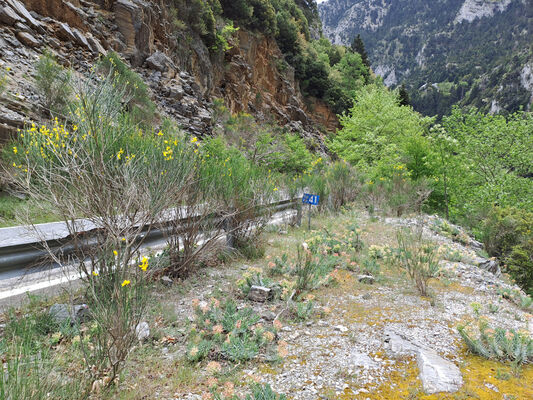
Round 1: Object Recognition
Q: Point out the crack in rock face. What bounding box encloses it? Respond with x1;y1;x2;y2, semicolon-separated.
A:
384;327;463;394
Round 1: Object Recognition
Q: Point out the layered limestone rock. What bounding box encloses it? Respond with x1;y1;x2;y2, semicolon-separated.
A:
0;0;337;147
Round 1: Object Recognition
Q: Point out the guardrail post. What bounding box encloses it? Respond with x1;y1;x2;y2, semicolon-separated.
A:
224;213;236;250
296;201;302;227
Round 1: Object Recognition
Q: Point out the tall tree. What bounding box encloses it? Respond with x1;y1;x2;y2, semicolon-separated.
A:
398;84;410;106
351;34;370;69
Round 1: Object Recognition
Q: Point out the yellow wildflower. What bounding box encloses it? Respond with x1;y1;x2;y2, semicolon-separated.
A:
121;280;130;287
139;256;149;271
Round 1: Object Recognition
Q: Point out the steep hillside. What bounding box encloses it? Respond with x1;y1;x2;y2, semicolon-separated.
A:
319;0;533;116
0;0;337;147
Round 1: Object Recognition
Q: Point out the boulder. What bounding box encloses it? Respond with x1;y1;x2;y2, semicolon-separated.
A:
384;327;463;394
49;303;90;325
261;310;277;321
145;51;174;72
136;321;150;341
248;285;272;302
16;31;40;47
0;6;23;25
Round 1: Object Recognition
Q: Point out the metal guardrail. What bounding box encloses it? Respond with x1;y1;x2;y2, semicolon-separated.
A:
0;197;301;275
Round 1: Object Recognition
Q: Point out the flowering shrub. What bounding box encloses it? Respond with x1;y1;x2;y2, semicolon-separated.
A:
458;318;533;367
187;299;279;363
497;288;533;312
292;245;338;296
306;225;364;256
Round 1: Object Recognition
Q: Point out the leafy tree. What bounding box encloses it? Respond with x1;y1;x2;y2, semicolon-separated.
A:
329;84;433;177
331;51;366;99
442;107;533;218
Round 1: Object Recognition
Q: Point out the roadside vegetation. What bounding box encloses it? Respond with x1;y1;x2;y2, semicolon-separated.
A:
0;4;531;397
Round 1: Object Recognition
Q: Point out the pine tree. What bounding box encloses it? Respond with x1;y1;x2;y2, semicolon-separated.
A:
351;34;370;68
398;84;410;106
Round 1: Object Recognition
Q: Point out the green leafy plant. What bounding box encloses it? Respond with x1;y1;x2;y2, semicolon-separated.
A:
237;271;280;298
187;298;278;363
292;245;335;295
267;253;289;277
457;318;533;369
290;300;314;321
211;383;287;400
306;226;363;256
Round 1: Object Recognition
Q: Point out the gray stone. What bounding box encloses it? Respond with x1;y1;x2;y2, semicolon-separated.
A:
16;31;40;47
334;325;348;333
261;310;277;321
14;21;30;32
49;303;90;325
348;351;378;369
145;51;174;72
478;258;501;276
72;28;90;49
417;349;463;394
86;35;106;55
168;85;184;100
384;327;463;394
160;275;173;286
248;285;272;302
136;321;150;341
358;274;375;284
5;0;44;33
57;22;76;42
196;108;211;124
362;293;372;300
0;6;23;25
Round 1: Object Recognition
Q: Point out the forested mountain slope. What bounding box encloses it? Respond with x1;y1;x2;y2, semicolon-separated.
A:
319;0;533;116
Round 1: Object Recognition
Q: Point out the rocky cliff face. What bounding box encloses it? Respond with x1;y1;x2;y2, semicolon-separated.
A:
319;0;532;116
0;0;336;147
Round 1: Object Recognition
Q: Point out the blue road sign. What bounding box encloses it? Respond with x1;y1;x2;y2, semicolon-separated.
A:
302;193;319;205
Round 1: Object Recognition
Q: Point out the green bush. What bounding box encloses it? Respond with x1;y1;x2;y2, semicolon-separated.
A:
34;49;72;115
482;207;533;295
187;298;278;363
306;225;363;255
292;245;335;295
458;318;533;368
98;52;156;126
326;161;361;211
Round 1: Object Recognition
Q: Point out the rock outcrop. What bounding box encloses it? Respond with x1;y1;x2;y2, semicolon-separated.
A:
0;0;336;148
